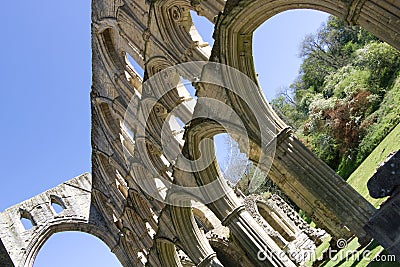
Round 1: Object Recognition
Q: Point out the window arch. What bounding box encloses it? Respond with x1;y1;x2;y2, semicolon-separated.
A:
50;195;66;214
20;209;36;231
192;208;214;233
101;28;125;71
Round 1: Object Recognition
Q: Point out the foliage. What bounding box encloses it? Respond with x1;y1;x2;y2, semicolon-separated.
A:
298;210;312;224
298;16;378;92
271;15;400;177
355;42;400;89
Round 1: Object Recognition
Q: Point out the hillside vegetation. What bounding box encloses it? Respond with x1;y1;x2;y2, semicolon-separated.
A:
271;16;400;179
272;16;400;267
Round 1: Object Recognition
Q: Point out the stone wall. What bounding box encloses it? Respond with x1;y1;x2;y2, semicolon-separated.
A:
1;0;400;266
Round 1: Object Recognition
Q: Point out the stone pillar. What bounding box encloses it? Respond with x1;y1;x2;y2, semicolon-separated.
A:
221;206;296;267
169;203;223;267
261;130;376;242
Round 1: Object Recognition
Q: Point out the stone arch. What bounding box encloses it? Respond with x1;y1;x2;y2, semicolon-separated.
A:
128;189;158;228
141;60;197;133
203;0;381;242
140;98;170;141
192;207;214;233
95;24;126;73
153;0;212;61
94;99;121;139
134;94;184;186
95;152;120;182
134;135;171;180
164;192;223;266
23;220;120;267
93;21;140;101
114;7;146;69
128;157;168;205
145;56;183;108
115;169;129;199
214;1;400;76
208;236;253;267
0;174;134;267
156;238;184;267
183;118;297;266
184;118;252;197
137;97;189;172
123;207;154;249
92;185;125;231
146;56;174;78
212;0;400;138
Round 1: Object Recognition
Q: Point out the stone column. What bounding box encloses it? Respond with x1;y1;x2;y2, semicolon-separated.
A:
260;129;376;242
221;206;297;267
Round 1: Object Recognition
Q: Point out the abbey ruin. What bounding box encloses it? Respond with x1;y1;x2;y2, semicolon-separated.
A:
1;0;400;266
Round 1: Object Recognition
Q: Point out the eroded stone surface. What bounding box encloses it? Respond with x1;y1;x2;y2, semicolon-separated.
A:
2;0;400;266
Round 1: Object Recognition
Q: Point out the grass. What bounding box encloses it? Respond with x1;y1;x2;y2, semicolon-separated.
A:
305;236;331;266
321;239;387;267
311;122;400;266
347;121;400;207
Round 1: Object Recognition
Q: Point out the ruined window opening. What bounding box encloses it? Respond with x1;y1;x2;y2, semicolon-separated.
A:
160;154;174;181
175;116;185;128
50;195;66;214
123;52;144;98
153;177;168;199
145;222;156;238
120;121;135;159
125;52;144;78
187;10;213;56
121;121;135;141
20;210;36;230
214;133;250;186
167;114;185;144
189;10;214;46
51;202;64;214
160;154;171;167
166;77;196;131
159;76;196;148
178;76;197;101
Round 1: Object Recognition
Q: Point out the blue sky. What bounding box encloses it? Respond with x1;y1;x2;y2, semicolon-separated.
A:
1;1;328;266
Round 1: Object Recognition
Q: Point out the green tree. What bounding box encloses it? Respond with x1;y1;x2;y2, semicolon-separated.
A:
271;15;400;178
